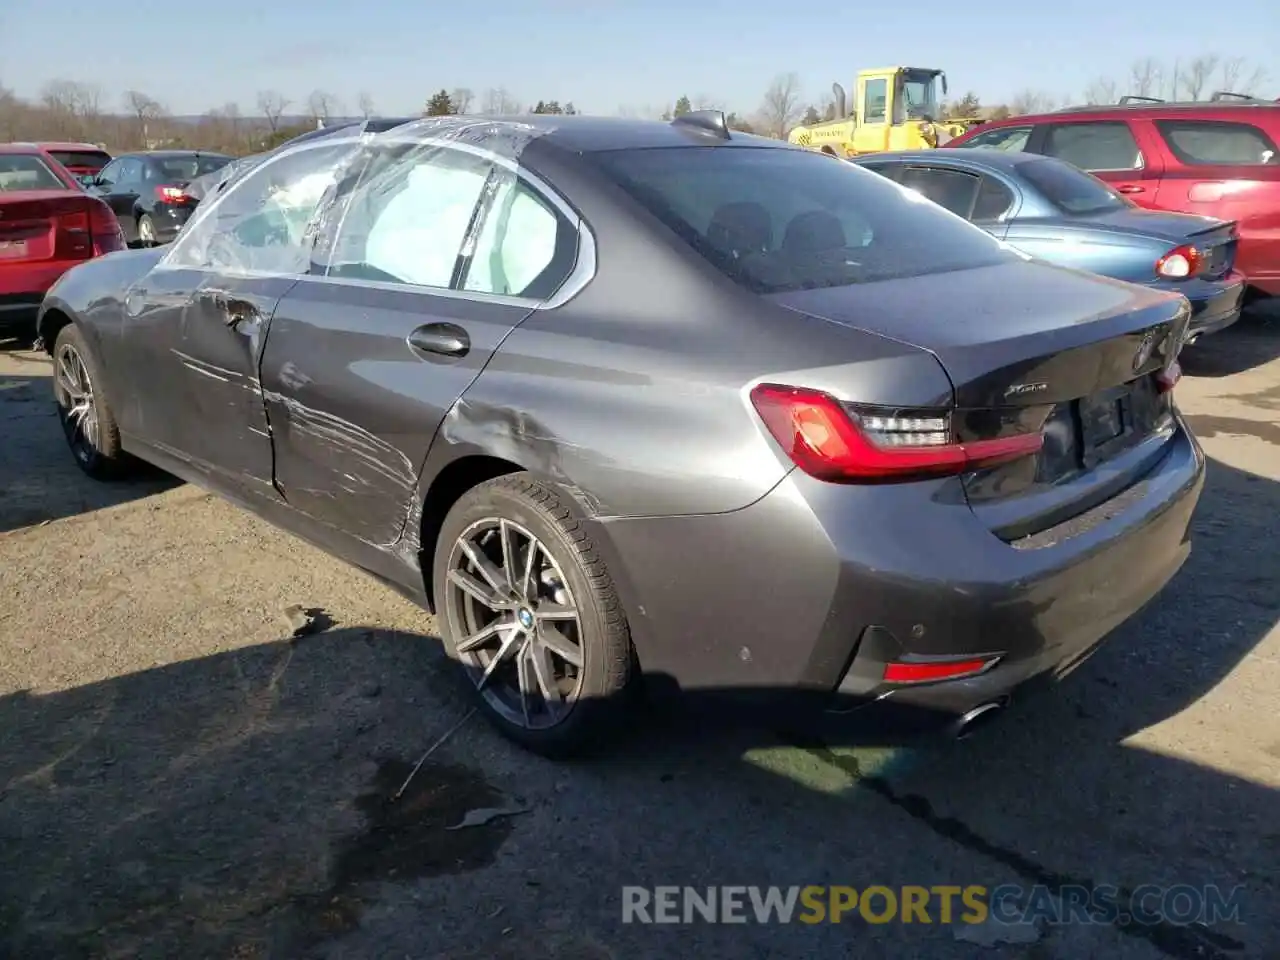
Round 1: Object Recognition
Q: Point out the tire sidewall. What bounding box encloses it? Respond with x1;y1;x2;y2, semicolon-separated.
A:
432;476;613;748
52;324;107;473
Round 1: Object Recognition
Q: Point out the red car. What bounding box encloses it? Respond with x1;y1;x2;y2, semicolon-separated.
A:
945;98;1280;300
16;141;114;180
0;145;126;335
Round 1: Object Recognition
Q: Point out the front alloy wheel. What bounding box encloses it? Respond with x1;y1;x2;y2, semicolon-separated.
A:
55;341;100;466
444;517;585;730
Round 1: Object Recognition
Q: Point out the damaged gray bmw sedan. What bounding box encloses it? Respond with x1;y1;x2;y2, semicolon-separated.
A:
37;113;1203;756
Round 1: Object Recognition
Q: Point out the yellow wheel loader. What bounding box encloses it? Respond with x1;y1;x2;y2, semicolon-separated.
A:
787;67;984;158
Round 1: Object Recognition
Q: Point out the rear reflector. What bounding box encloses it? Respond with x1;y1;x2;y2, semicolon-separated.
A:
749;383;1044;483
882;657;997;684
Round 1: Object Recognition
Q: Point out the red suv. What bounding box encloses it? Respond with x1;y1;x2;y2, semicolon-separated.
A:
946;98;1280;301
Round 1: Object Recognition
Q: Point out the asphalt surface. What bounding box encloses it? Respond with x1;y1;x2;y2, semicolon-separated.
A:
1;309;1278;960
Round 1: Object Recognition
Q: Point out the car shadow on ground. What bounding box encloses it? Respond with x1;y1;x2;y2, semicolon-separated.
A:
0;455;1276;960
0;370;178;533
1181;301;1280;379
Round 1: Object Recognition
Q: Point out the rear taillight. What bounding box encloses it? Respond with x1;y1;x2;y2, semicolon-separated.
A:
749;383;1044;483
1155;244;1203;279
1156;360;1182;394
156;186;188;203
58;210;90;235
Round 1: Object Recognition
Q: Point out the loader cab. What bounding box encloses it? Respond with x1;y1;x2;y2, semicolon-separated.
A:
851;67;946;153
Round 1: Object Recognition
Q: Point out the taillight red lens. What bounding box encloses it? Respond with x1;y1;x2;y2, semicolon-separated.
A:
157;186;188;203
59;210;90;234
749;383;1044;483
1156;360;1182;393
1155;244;1203;279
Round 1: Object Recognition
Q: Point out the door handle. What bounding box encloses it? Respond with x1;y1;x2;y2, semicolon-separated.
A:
408;322;470;358
1116;184;1145;194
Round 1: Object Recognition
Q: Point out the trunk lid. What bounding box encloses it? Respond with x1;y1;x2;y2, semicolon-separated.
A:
1080;209;1237;280
770;259;1189;539
0;190;99;263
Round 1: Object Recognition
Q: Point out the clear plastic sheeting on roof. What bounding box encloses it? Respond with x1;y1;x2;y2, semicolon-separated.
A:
161;116;549;280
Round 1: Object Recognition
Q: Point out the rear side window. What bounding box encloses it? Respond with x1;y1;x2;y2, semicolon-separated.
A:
1016;157;1129;215
1042;122;1142;171
972;176;1016;221
154;155;233;181
954;125;1033;152
1154;120;1278;166
462;172;577;300
0;154;65;192
48;150;110;171
897;166;980;217
592;146;1011;294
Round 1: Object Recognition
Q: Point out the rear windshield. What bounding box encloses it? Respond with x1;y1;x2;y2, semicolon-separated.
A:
0;154;66;192
48;150;110;171
591;146;1012;293
1015;157;1128;215
154;155;233;181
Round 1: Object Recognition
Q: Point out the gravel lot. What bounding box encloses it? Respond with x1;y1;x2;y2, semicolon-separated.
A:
2;311;1278;960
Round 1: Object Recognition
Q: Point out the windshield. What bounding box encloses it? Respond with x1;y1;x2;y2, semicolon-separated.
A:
591;146;1012;294
155;155;233;181
48;150;110;172
1016;157;1129;215
900;71;940;120
0;154;67;192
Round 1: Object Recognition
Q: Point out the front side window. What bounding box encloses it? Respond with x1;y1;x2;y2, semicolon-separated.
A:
955;125;1033;153
166;141;361;274
462;172;576;299
592;146;1012;294
1042;121;1142;171
863;78;888;124
0;154;65;192
324;145;492;289
897;166;981;217
95;159;122;185
1016;157;1128;215
1154;120;1278;166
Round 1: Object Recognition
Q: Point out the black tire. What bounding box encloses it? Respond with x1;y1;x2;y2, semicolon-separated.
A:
51;323;131;480
433;472;635;758
136;213;156;247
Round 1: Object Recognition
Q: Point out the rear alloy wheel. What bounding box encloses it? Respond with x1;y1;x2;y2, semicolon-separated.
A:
136;214;156;247
52;324;129;480
434;474;634;757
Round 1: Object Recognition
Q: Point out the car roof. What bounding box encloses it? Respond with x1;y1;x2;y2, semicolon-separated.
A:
116;150;235;160
295;113;789;154
3;141;106;151
968;101;1280;128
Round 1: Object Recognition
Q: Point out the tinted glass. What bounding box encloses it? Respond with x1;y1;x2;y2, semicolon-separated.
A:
954;126;1032;152
971;176;1015;220
1042;122;1141;171
0;154;65;192
1016;157;1128;215
154;155;233;181
592;146;1012;293
48;150;110;171
1155;120;1278;165
897;166;980;217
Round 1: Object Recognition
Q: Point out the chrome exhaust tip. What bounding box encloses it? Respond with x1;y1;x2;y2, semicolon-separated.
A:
952;701;1006;740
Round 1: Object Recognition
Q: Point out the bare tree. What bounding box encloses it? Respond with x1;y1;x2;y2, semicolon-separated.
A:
39;80;101;138
123;89;164;148
450;88;474;115
1218;57;1268;95
1181;56;1220;100
1008;90;1057;116
1128;58;1162;98
0;82;24;140
357;91;375;119
257;89;289;133
692;94;724;112
306;89;339;124
760;71;803;138
1083;77;1118;105
481;87;522;115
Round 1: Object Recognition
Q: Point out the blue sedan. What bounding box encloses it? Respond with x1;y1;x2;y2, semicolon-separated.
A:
853;149;1245;342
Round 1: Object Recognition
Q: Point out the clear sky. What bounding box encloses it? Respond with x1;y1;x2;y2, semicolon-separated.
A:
2;0;1276;117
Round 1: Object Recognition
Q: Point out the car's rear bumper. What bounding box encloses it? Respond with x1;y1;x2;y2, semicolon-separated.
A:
0;261;82;330
597;416;1204;739
1183;271;1245;340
